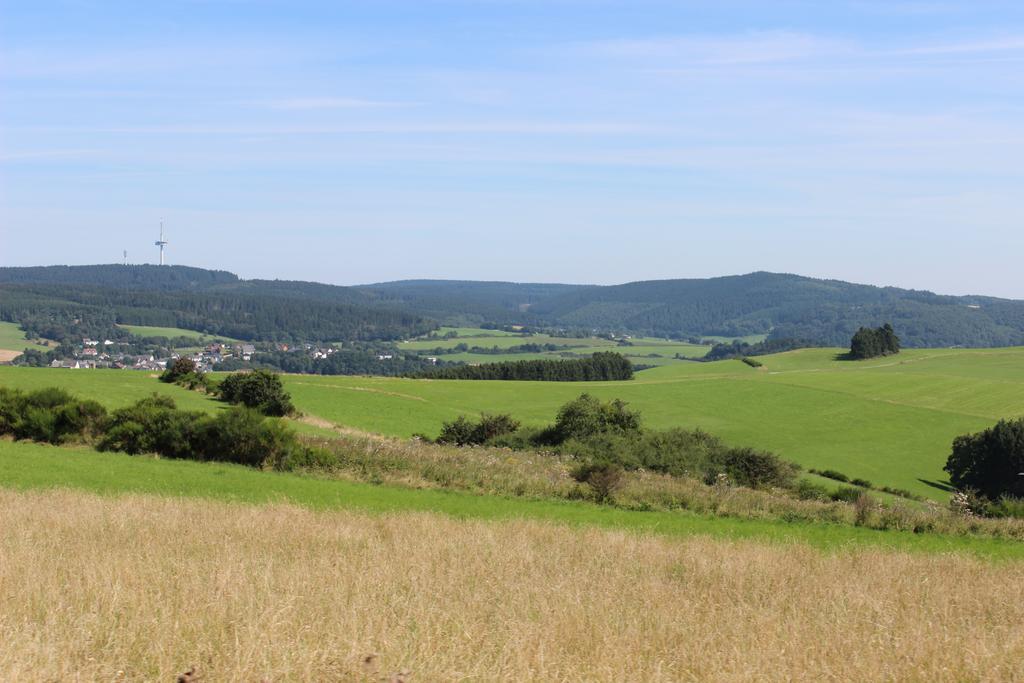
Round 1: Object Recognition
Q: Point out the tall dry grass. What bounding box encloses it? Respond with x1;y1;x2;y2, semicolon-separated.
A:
3;489;1024;681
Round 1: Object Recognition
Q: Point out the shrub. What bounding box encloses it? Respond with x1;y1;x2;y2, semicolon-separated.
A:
99;395;204;458
218;370;295;416
571;461;624;503
814;469;850;483
945;418;1024;501
0;386;107;444
853;493;873;526
851;478;873;489
719;447;798;489
551;394;641;443
794;479;830;501
436;413;520;446
831;486;863;503
198;407;299;469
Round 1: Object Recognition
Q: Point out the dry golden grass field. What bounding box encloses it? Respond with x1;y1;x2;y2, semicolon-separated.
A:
3;488;1024;681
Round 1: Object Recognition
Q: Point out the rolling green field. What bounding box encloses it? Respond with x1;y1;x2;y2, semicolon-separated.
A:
3;347;1023;501
277;347;1024;500
118;324;238;343
0;321;50;355
2;439;1020;558
403;328;711;366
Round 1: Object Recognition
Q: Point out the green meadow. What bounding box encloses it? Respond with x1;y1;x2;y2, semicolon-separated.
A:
2;438;1020;559
118;324;239;343
3;346;1024;501
0;321;50;354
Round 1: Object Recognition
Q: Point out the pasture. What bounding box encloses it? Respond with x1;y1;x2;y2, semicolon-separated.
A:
0;321;50;361
277;347;1024;500
118;324;238;343
3;347;1024;500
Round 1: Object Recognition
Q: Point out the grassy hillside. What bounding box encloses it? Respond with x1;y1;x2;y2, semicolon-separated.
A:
4;347;1023;501
0;321;49;361
118;323;239;343
276;347;1024;500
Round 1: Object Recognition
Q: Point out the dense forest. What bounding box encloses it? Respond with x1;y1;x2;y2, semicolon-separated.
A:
3;265;1024;349
416;352;634;381
362;273;1024;347
0;281;433;344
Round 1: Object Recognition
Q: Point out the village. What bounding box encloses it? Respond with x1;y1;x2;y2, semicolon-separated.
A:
50;338;349;372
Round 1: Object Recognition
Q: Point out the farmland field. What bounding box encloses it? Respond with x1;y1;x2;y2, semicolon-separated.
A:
4;347;1024;501
0;321;50;361
118;324;239;342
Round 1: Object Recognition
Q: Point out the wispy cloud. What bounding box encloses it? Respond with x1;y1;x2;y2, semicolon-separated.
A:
20;122;652;135
265;97;415;110
574;31;851;65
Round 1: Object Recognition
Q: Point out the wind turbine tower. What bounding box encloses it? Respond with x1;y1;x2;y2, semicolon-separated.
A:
155;221;168;266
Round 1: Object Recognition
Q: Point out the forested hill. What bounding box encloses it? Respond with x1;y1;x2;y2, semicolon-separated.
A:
2;265;1024;348
0;265;434;343
524;272;1024;347
0;264;238;290
353;280;587;324
364;272;1024;348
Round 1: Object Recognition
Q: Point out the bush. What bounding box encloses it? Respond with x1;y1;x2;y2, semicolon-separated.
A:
571;461;624;503
551;394;641;443
99;395;205;458
218;370;295;416
831;486;863;503
436;413;520;446
719;447;798;489
197;407;299;468
851;478;873;489
794;480;830;501
0;386;107;444
945;418;1024;501
813;469;850;483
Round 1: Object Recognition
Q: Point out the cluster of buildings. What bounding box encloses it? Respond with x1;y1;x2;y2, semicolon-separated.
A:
50;338;351;371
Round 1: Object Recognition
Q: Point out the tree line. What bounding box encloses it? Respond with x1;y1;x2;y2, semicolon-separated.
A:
414;352;634;381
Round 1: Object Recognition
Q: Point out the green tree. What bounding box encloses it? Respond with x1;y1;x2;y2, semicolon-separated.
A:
945;418;1024;500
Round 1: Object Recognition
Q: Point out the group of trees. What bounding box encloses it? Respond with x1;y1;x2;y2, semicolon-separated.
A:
848;324;901;360
0;387;328;471
433;394;798;501
703;337;812;362
243;348;441;377
161;360;295;416
417;352;634;381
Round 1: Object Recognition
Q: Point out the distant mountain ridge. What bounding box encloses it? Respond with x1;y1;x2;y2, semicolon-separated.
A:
1;265;1022;348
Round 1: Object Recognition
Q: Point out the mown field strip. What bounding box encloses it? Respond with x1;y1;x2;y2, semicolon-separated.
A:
2;439;1022;558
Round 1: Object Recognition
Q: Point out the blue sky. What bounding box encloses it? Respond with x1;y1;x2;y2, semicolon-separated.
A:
2;1;1023;296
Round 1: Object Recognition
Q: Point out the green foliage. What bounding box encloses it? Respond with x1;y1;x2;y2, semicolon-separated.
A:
436;413;521;446
720;447;798;489
4;383;321;471
551;393;641;443
218;370;295;416
571;461;625;502
0;386;106;444
417;352;634;381
945;418;1024;501
849;323;901;360
159;357;209;391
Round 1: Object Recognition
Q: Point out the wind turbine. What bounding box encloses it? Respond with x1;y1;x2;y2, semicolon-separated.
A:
155;220;168;265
